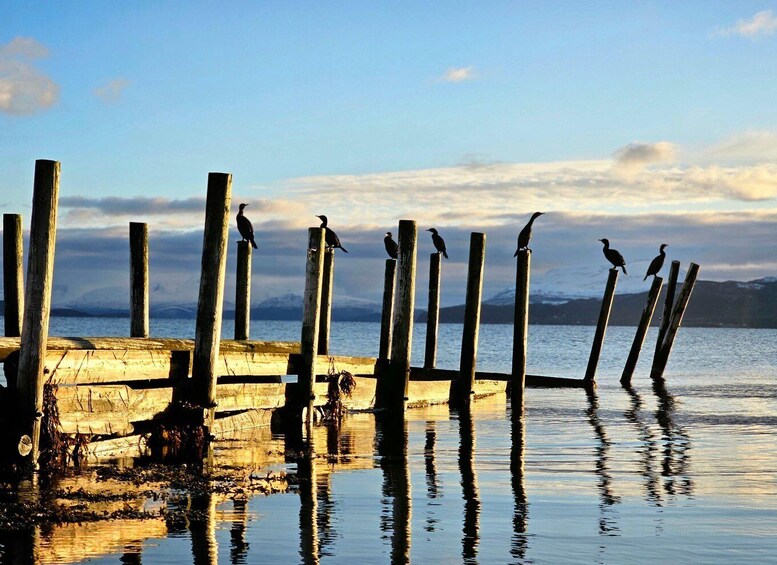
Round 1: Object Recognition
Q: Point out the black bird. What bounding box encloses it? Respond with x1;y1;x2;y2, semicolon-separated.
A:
514;211;544;256
236;203;258;249
316;215;348;253
644;243;668;281
426;228;448;259
384;231;398;259
598;238;627;274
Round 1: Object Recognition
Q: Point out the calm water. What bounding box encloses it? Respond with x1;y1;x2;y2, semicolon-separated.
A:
2;317;776;563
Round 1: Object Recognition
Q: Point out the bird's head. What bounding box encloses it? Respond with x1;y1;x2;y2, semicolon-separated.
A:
598;238;609;245
239;203;248;210
532;211;545;219
385;232;392;238
660;243;669;251
315;215;328;226
426;228;438;234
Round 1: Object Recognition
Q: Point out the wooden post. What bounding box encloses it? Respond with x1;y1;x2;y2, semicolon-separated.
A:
300;228;326;422
192;172;232;424
451;232;486;405
651;262;700;381
16;160;60;463
376;220;416;410
620;275;664;385
584;268;619;384
510;249;531;412
234;240;252;340
654;260;680;360
129;222;149;338
424;252;441;369
3;214;24;338
378;259;396;360
317;249;334;355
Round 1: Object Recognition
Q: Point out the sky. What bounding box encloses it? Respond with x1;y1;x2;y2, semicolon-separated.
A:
1;1;776;309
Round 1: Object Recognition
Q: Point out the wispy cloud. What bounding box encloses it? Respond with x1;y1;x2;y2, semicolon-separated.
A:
94;78;131;103
0;37;59;115
716;9;777;38
439;66;477;83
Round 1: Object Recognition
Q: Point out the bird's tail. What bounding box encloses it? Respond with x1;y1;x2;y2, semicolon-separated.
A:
643;273;648;281
443;251;449;259
341;246;349;253
251;239;258;249
513;249;518;257
623;266;628;275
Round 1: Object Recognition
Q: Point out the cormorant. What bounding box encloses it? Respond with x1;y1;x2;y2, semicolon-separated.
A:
644;243;668;281
598;238;627;274
236;203;258;249
426;228;449;259
384;232;398;259
316;215;349;253
514;211;544;256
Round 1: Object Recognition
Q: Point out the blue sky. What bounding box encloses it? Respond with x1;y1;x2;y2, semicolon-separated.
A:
1;2;776;307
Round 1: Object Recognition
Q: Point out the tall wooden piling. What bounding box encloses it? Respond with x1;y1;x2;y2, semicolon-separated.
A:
654;260;680;359
584;268;619;384
510;249;531;412
191;173;232;424
424;252;441;369
234;240;252;340
129;222;149;338
317;249;335;355
3;214;24;338
377;220;417;410
620;275;664;385
300;228;326;421
451;232;486;405
651;262;700;381
378;259;396;360
16;160;60;463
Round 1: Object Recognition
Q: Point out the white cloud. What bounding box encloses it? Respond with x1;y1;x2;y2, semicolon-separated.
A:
0;36;58;115
612;141;677;177
717;9;777;38
94;78;131;103
439;66;477;83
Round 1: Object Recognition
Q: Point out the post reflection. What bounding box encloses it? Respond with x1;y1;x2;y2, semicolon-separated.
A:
287;421;319;565
424;421;441;533
622;385;662;506
188;492;218;565
456;408;480;562
653;380;694;498
510;415;529;563
229;498;249;564
585;388;621;536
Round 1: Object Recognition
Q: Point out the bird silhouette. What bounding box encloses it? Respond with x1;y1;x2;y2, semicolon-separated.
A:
236;203;258;249
384;231;398;259
598;238;627;274
427;228;448;259
514;211;544;255
644;243;668;281
316;215;348;253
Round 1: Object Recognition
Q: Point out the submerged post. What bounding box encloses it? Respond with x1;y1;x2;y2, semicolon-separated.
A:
424;252;441;369
17;160;60;463
451;232;486;405
234;240;252;340
584;268;619;384
300;228;326;422
192;173;232;425
318;249;335;355
3;214;24;338
654;260;680;360
620;275;664;385
378;259;397;360
129;222;149;338
510;249;531;412
651;263;700;381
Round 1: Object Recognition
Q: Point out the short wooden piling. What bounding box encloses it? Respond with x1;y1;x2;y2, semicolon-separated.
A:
451;232;486;405
317;249;335;355
584;268;619;384
510;249;531;411
424;252;442;369
234;240;252;340
16;160;60;463
651;262;700;381
654;260;680;360
191;172;232;424
129;222;149;338
3;214;24;338
378;259;396;360
300;228;326;421
620;275;664;385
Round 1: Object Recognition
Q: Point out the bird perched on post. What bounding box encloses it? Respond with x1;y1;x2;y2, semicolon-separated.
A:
316;215;348;253
644;243;668;281
384;232;398;259
427;228;449;259
514;211;544;256
236;203;258;249
598;238;627;274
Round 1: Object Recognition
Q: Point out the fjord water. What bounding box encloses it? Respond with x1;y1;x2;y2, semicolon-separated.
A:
2;317;776;563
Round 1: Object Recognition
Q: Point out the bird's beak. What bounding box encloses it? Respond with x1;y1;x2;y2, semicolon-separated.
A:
426;228;432;232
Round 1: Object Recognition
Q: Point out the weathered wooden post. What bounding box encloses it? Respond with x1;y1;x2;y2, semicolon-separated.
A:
451;232;486;405
651;262;700;381
584;268;619;384
16;160;60;463
620;276;664;385
510;249;531;412
3;213;24;338
654;260;680;359
129;222;149;338
299;228;326;422
234;240;252;340
378;259;397;360
191;172;232;426
424;252;442;369
317;249;335;355
376;220;417;410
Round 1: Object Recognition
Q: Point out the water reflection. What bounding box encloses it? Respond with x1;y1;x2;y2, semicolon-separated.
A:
653;380;694;498
229;498;250;564
622;385;663;506
424;421;441;533
585;389;621;536
510;413;529;563
188;492;218;564
455;408;480;563
287;422;319;565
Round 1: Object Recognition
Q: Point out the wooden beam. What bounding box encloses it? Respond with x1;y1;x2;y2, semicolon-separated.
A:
653;259;680;360
129;222;149;338
584;268;619;383
620;275;663;385
378;259;396;361
424;252;441;369
3;213;24;338
299;227;326;421
318;249;335;355
234;240;252;340
510;249;531;411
